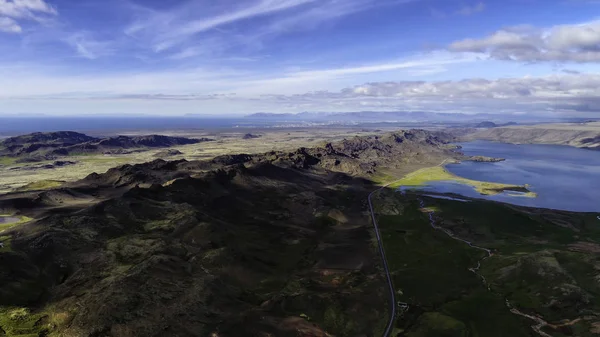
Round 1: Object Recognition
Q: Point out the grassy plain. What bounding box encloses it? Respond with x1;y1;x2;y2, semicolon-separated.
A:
0;127;384;194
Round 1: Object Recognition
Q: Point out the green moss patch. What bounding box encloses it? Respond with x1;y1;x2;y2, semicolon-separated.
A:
390;166;536;197
15;180;64;192
0;307;49;337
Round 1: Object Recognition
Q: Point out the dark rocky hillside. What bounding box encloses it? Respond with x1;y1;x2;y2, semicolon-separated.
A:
1;131;97;147
0;129;453;337
0;131;212;159
95;135;208;148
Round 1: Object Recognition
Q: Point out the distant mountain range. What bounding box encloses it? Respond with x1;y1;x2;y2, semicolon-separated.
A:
475;121;519;128
245;111;593;124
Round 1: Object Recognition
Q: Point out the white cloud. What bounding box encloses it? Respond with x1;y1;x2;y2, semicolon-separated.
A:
0;0;56;33
449;20;600;62
0;0;56;18
282;73;600;114
456;2;485;16
3;71;600;116
0;16;20;32
429;2;485;19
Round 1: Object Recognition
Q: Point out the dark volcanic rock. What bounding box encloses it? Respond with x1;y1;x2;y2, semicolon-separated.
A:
467;156;505;162
1;131;212;158
1;131;97;147
212;154;253;166
153;149;184;157
476;121;498;128
242;133;261;139
9;160;78;171
96;135;209;148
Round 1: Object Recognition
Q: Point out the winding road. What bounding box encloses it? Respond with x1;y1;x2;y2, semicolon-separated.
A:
367;159;451;337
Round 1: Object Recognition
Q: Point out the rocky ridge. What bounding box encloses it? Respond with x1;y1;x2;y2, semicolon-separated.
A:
0;129;453;337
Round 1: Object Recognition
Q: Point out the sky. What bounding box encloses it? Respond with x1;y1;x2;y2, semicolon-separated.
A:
1;0;600;117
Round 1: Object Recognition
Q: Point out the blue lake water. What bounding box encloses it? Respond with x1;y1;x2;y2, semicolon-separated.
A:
0;217;20;225
418;141;600;212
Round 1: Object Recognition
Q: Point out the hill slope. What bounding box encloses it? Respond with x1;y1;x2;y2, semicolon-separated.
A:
0;130;452;337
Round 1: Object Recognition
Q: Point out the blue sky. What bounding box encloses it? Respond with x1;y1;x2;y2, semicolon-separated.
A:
1;0;600;116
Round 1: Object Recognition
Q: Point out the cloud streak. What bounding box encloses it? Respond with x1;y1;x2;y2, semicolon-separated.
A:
456;2;485;16
0;0;57;33
65;33;115;59
126;0;408;58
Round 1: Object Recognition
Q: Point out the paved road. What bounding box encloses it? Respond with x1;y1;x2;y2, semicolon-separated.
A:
368;183;398;337
367;159;451;337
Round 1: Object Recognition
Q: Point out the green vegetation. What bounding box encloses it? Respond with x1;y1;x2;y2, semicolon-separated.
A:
15;180;64;192
0;307;49;337
370;172;397;185
375;191;600;336
0;156;16;166
0;235;12;253
376;196;531;336
405;312;467;337
389;166;536;197
0;306;75;337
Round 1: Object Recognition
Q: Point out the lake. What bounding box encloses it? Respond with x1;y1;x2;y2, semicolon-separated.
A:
0;216;20;225
420;141;600;212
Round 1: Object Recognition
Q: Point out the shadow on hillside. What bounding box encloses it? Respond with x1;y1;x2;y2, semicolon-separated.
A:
0;159;390;337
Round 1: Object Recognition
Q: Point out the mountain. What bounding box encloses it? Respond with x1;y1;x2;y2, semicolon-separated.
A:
0;130;453;337
1;131;98;147
0;132;212;159
475;121;498;128
245;111;555;124
474;121;519;128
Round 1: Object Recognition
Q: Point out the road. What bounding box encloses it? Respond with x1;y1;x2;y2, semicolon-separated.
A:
368;183;398;337
367;159;451;337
